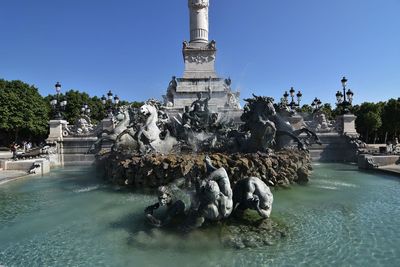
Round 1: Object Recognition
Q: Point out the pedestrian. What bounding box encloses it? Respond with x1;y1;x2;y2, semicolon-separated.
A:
10;143;19;160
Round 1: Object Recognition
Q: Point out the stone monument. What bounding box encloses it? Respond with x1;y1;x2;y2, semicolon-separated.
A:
163;0;241;118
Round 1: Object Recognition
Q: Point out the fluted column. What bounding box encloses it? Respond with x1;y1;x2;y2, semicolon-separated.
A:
188;0;209;43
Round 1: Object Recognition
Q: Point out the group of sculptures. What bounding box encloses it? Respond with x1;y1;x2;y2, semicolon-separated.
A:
144;155;274;231
88;93;323;231
89;93;321;155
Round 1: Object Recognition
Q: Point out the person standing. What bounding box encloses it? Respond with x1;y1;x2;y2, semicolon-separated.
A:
10;143;19;160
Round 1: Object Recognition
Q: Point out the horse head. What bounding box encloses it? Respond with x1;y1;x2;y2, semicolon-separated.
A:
114;106;129;123
140;104;157;117
245;95;276;119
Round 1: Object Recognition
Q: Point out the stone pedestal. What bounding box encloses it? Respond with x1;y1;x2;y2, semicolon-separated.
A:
336;114;358;137
163;0;241;119
100;118;114;132
288;115;305;130
47;120;68;142
183;44;217;79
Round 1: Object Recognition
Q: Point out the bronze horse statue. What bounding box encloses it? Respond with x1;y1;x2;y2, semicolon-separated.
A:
229;95;320;152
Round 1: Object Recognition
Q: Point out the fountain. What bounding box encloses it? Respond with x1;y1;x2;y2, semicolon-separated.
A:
91;94;317;246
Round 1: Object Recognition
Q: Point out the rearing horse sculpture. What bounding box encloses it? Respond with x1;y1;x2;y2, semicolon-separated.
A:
236;95;320;152
262;96;321;150
139;103;161;144
137;102;177;154
89;106;133;153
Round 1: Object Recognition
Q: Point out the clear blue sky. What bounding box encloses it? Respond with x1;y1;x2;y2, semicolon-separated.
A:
0;0;399;106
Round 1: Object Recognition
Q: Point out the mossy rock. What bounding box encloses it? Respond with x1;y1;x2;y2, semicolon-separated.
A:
219;210;288;249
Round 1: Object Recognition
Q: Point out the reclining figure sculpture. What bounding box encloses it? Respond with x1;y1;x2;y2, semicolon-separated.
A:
233;177;274;218
144;156;274;231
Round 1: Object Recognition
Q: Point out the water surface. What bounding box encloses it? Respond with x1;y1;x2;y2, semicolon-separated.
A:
0;164;399;266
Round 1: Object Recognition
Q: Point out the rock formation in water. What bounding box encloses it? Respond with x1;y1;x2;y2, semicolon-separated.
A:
97;149;311;188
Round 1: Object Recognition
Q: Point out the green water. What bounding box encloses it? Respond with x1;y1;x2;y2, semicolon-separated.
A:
0;164;399;267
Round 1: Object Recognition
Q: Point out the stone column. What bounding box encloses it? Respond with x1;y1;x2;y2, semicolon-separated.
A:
189;0;209;44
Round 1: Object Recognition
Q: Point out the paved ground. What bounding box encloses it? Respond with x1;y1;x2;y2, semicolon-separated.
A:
0;170;28;185
377;164;400;177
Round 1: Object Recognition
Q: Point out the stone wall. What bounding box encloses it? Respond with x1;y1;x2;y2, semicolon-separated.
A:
97;150;312;188
0;159;50;175
358;154;400;169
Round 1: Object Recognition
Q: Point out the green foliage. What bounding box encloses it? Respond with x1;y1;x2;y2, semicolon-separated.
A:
300;104;312;113
0;79;50;144
45;90;108;124
131;101;144;108
320;103;333;120
44;90;143;125
354;102;383;143
0;78;143;145
381;98;400;140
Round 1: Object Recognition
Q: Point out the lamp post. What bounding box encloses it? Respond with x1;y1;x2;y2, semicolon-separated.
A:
283;91;289;106
80;103;91;116
296;90;303;107
283;87;302;111
101;90;120;118
311;97;322;111
50;82;67;119
289;87;295;107
336;77;354;113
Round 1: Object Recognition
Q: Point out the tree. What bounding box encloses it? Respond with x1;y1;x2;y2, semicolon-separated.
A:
300;104;313;113
355;102;383;143
320;103;333;120
45;90;107;124
363;112;382;143
381;98;400;141
0;79;50;145
45;90;138;125
131;101;144;108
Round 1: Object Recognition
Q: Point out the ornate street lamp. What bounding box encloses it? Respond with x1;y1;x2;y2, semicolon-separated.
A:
346;89;354;104
283;87;302;111
102;90;119;118
81;103;91;115
289;87;295;106
55;81;61;94
283;91;289;105
114;95;120;105
311;97;322;111
107;90;113;101
335;91;343;104
50;82;67;119
101;95;107;105
336;76;355;113
296;91;303;106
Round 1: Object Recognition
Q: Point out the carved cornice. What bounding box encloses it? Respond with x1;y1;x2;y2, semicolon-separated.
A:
189;0;209;9
183;40;216;51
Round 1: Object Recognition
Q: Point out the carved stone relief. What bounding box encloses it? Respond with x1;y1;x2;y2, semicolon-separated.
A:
185;54;215;64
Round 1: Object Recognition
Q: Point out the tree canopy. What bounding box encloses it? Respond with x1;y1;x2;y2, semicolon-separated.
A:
381;98;400;140
0;79;50;144
45;90;137;125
